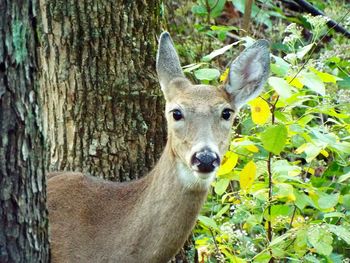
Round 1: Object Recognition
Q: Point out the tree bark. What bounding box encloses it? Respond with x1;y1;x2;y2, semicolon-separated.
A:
0;0;49;262
38;0;166;181
38;1;194;261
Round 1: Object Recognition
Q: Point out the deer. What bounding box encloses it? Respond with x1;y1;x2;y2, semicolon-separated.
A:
47;32;270;263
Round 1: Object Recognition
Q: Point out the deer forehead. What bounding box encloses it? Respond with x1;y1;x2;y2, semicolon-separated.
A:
166;84;231;112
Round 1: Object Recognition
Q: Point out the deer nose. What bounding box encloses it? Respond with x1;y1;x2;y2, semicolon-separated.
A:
191;148;220;173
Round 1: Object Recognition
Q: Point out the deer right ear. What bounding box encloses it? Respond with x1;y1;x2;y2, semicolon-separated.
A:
156;32;186;100
225;40;270;110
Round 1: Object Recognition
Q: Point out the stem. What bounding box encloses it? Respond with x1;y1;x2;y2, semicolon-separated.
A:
242;0;253;36
267;152;273;244
267;96;279;263
205;0;212;50
209;228;223;260
289;205;297;228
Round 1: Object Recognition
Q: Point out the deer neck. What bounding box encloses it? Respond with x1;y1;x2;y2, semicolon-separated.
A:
123;142;210;261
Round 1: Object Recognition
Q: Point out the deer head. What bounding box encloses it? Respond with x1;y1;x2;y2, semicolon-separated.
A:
156;32;270;191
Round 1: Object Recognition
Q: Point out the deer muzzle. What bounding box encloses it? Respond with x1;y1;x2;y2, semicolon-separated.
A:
191;148;220;174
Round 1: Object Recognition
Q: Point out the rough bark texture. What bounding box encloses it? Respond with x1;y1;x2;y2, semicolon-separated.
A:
0;0;49;262
38;0;166;181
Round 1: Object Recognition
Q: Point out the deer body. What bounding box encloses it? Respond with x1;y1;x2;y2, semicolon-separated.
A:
48;32;270;263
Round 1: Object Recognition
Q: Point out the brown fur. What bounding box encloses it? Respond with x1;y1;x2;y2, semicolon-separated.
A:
48;32;269;263
48;144;208;263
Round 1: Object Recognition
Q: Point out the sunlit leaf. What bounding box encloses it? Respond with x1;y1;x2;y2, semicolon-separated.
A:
202;42;239;62
274;183;296;201
310;67;341;83
249;97;271;125
244;144;259;153
217;151;238;176
327;224;350;245
198;215;219;230
220;68;229;83
308;227;333;256
214;178;230;195
268;77;294;98
294;229;308;257
194;68;220;81
271;55;290;76
285;75;304;88
295;142;324;163
239;161;256;190
296;43;314;59
318;193;339;209
183;63;206;73
299;71;325;95
338;172;350;183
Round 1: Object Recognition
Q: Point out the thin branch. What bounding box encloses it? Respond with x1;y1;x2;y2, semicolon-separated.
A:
242;0;254;36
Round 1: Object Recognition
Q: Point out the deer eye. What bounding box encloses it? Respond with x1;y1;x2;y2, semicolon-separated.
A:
221;108;233;120
172;109;183;121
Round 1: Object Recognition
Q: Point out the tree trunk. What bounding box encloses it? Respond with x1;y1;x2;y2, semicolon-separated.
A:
38;1;194;261
38;0;166;181
0;1;49;262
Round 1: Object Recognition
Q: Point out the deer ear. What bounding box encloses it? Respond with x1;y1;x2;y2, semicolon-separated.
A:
225;40;270;109
156;32;186;100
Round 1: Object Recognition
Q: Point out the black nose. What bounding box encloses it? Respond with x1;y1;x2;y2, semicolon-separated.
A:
191;148;220;173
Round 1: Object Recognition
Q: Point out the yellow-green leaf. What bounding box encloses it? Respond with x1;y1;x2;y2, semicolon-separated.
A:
244;144;259;153
310;67;341;83
239;161;256;190
285;76;304;89
217;151;238;176
249;97;271;125
214;178;230;195
220;67;229;83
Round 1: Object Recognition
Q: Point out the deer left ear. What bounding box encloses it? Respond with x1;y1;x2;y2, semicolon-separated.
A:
225;40;270;109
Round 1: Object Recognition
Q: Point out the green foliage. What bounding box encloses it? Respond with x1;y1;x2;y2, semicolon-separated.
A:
168;0;350;262
165;0;350;263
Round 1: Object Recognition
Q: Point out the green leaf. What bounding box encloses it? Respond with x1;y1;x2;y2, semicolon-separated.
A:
268;77;294;98
271;55;290;76
183;63;206;73
294;191;312;210
299;71;325;95
323;212;345;219
342;194;350;210
327;224;350;245
308;227;333;256
194;68;220;81
338;172;350;183
260;124;288;155
318;193;339;210
202;42;239;62
214;178;230;195
253;252;271;263
191;5;207;16
215;204;230;218
197;215;219;230
294;229;308;257
296;43;314;59
338;77;350;89
267;204;293;221
270;231;292;247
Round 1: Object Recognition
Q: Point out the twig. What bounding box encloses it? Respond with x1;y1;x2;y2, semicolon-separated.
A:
289;205;297;228
242;0;254;36
209;228;223;260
